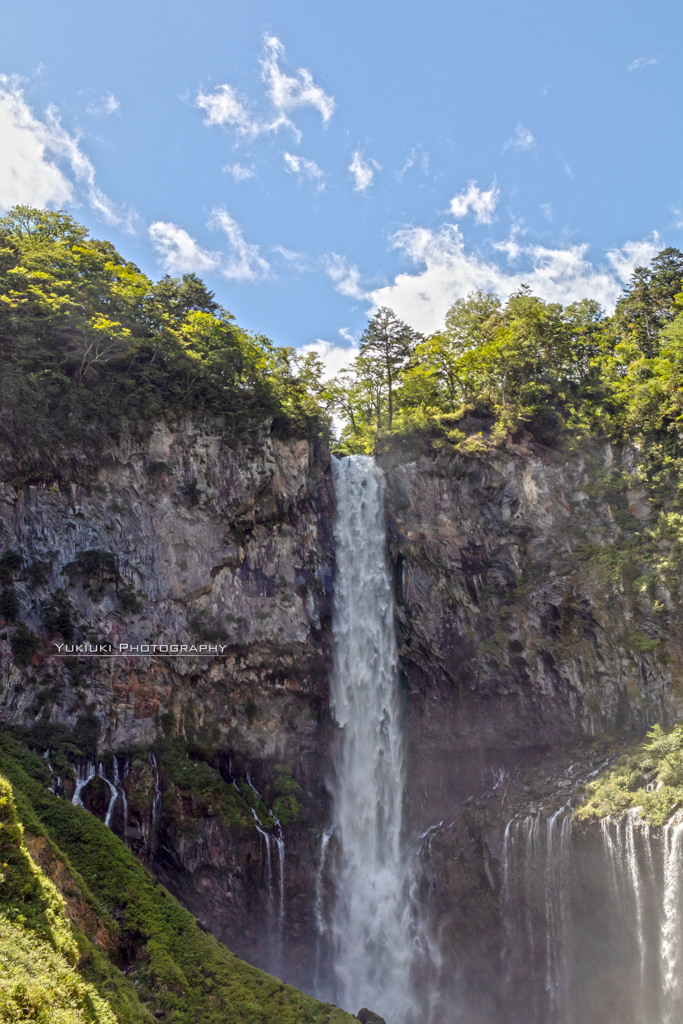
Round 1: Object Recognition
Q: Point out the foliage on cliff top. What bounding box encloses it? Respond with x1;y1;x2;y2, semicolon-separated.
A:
0;731;353;1024
0;206;330;482
575;725;683;826
330;248;683;463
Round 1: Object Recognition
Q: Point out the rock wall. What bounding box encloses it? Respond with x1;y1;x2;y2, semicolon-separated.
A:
380;438;683;1022
1;424;681;1019
0;418;335;983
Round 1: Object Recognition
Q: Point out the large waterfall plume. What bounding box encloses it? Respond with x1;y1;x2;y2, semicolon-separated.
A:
326;454;418;1023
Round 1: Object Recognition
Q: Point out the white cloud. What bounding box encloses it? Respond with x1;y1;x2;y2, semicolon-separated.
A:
148;222;221;275
210;207;270;281
349;150;380;192
325;253;368;300
0;78;72;209
449;181;500;225
628;56;658;73
87;91;120;116
366;221;659;334
540;202;553;222
283;152;325;188
299;338;359;380
396;145;429;180
196;36;335;144
224;162;256;182
0;77;127;225
195;84;262;137
273;245;310;271
606;237;660;280
149;213;271;282
504;122;535;152
557;154;573;178
261;35;335;127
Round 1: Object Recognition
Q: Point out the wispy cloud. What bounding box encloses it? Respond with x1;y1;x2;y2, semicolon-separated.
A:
195;84;262;137
628;56;658;73
210;207;271;281
272;245;310;271
86;91;120;116
0;76;129;226
224;162;256;182
449;181;500;225
195;36;334;144
504;121;535;152
325;253;368;300
557;154;573;178
349;150;380;192
366;221;659;333
148;222;221;275
261;35;335;127
396;144;429;180
338;327;357;345
283;152;325;188
149;211;270;282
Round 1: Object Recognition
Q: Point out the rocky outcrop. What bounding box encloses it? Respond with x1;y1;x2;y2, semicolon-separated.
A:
0;417;335;981
1;422;681;1021
380;438;682;1022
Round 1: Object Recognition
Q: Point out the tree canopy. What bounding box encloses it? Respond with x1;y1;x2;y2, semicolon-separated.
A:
0;207;329;481
327;250;683;461
2;207;683;482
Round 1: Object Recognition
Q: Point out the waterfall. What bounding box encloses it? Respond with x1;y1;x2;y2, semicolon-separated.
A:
72;760;96;807
503;811;574;1024
327;455;417;1023
313;828;332;990
661;819;683;1023
504;809;683;1024
237;774;286;973
98;762;119;826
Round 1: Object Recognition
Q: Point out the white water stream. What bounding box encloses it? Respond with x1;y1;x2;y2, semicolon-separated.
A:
504;809;683;1024
327;455;417;1023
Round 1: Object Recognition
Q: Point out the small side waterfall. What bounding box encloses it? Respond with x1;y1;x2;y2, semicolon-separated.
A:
99;763;119;826
503;809;683;1024
503;811;574;1024
72;760;97;807
233;773;286;973
326;455;417;1023
313;828;332;990
71;756;130;834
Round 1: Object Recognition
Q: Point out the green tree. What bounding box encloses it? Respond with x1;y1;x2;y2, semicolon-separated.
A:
614;247;683;358
358;307;421;429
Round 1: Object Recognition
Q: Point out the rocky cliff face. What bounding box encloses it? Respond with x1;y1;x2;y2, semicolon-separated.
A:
380;438;682;1022
0;424;679;1019
0;418;335;984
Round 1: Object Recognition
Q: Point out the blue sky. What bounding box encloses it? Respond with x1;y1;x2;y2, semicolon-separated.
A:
2;0;682;372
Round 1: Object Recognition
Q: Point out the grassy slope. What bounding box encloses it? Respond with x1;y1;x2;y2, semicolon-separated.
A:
0;732;352;1024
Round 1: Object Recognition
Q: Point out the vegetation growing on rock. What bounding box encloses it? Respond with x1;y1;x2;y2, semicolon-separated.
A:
575;725;683;826
0;206;330;483
0;731;352;1024
330;249;683;460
